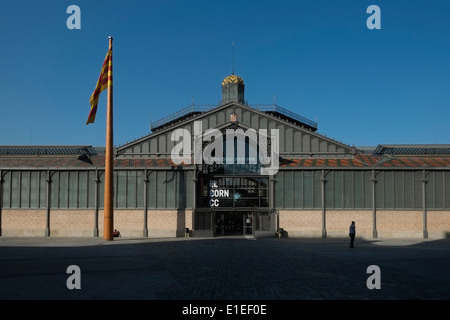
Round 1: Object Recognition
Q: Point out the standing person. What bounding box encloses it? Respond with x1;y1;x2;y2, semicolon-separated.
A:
349;221;356;248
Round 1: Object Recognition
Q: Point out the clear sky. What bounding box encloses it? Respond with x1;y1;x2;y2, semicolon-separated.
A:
1;0;449;148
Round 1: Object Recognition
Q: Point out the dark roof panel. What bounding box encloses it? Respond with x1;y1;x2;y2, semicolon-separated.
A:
372;144;450;156
0;145;99;156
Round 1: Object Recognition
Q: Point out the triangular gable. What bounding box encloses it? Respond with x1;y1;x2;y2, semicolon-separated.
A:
117;102;355;158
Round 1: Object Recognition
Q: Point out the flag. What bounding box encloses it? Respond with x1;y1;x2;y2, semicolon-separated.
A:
86;47;112;124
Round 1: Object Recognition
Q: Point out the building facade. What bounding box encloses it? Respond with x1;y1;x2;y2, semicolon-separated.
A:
1;74;449;239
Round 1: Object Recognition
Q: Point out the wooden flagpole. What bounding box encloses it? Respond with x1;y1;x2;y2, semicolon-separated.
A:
104;36;114;240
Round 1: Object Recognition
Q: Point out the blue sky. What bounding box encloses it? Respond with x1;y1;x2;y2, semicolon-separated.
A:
1;0;449;148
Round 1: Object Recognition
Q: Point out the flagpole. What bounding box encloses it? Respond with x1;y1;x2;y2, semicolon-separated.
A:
104;36;114;240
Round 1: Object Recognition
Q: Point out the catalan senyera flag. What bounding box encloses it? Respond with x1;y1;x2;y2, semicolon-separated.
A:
86;47;112;124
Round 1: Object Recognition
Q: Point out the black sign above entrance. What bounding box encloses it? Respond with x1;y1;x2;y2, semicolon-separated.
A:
199;175;269;209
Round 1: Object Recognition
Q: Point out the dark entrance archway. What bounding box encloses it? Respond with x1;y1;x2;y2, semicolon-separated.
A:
214;211;253;236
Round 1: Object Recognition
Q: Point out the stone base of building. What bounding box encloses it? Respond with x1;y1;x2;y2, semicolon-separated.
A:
1;208;449;239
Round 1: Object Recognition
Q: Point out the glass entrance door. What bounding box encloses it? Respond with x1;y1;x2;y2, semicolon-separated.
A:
243;212;253;235
214;211;252;236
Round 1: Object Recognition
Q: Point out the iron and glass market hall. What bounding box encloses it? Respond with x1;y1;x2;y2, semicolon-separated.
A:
1;74;449;239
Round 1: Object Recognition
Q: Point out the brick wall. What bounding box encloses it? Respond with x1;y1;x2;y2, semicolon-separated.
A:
1;208;448;238
0;208;193;238
278;209;450;239
2;209;47;236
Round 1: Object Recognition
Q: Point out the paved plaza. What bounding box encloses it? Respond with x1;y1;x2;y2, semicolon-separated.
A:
0;235;449;315
0;235;449;300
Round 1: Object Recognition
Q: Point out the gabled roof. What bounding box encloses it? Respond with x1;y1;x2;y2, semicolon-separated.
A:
0;155;104;168
0;145;103;168
1;152;448;169
118;101;338;154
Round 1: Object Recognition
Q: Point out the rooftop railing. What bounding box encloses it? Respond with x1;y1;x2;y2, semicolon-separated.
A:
253;104;317;129
151;104;214;130
150;103;317;131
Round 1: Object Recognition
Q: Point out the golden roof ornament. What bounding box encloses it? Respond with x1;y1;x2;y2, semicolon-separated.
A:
222;74;244;86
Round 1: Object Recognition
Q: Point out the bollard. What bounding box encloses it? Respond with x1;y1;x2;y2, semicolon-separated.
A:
277;228;284;238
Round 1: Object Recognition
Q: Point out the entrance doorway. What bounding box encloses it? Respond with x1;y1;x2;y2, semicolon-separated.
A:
194;210;273;237
215;211;253;236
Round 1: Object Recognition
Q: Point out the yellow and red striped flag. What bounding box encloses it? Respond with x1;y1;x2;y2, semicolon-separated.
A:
86;47;112;124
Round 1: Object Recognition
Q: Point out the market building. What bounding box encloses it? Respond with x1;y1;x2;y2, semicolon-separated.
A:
1;74;449;239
